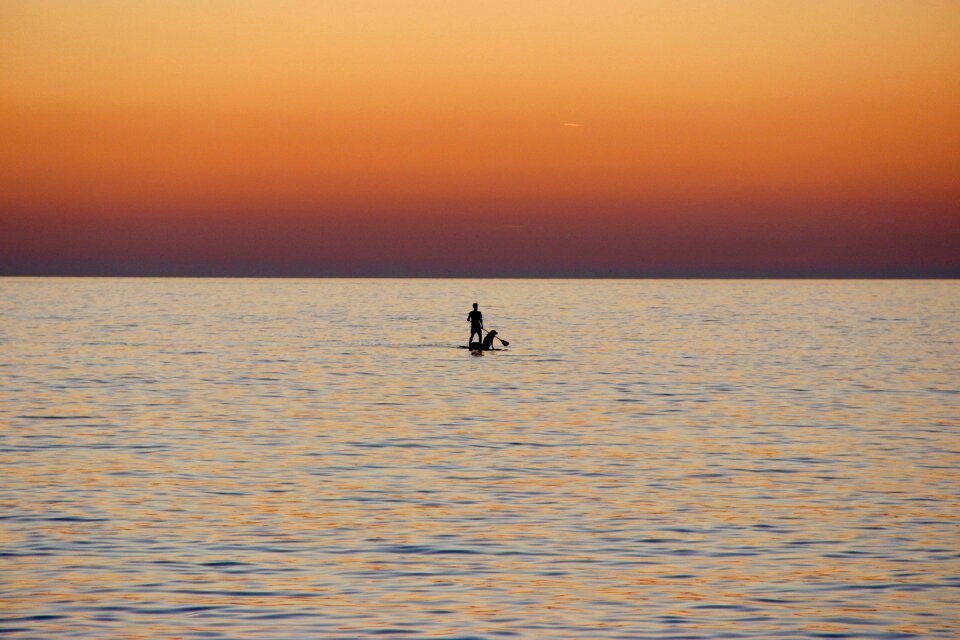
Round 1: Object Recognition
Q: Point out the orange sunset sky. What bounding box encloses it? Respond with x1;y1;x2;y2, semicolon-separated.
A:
2;0;958;276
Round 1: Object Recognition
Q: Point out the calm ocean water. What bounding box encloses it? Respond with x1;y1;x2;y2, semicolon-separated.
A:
1;278;958;639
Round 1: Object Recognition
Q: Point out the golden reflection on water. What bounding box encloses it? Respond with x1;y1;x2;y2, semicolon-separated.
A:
1;278;958;638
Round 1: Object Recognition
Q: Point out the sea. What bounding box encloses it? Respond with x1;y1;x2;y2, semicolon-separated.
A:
1;278;958;639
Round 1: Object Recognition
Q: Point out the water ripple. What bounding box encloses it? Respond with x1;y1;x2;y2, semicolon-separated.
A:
1;278;958;638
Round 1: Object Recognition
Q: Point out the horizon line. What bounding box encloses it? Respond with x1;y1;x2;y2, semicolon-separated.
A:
2;274;959;281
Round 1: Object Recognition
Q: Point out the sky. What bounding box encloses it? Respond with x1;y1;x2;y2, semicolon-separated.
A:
1;0;958;276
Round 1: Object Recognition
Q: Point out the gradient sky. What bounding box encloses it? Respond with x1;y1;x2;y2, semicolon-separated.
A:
2;0;958;276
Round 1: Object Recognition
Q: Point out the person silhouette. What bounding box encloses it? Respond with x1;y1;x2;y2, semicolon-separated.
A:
467;302;483;347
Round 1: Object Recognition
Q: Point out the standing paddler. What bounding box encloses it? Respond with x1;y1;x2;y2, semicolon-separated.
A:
467;302;483;347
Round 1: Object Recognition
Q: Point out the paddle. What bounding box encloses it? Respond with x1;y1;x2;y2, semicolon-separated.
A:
482;328;510;347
